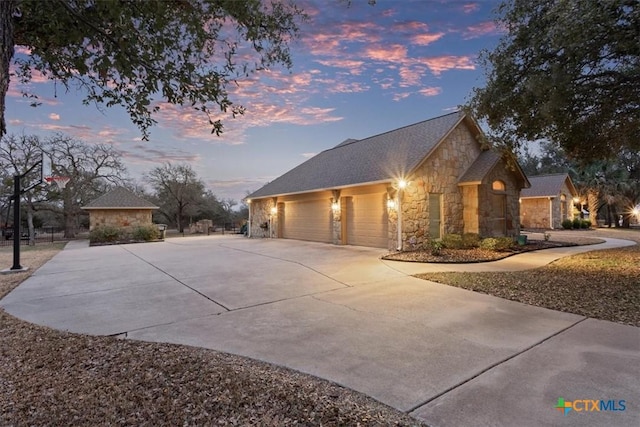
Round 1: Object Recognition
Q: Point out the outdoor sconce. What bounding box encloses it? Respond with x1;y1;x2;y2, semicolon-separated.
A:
331;202;340;212
397;179;407;189
270;206;277;215
387;199;396;210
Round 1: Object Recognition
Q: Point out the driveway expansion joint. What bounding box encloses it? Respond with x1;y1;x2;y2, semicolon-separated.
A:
407;316;589;414
120;246;231;311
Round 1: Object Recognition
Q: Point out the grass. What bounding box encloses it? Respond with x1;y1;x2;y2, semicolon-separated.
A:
416;234;640;327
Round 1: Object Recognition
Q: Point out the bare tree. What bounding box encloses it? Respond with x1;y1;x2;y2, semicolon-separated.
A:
145;163;205;233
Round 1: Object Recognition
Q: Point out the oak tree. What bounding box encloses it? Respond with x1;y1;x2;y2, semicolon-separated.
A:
1;0;304;138
470;0;640;162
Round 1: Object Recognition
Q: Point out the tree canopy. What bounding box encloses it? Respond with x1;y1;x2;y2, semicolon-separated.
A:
1;0;304;138
469;0;640;162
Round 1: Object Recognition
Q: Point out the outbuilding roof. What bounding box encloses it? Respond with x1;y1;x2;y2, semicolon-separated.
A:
82;187;159;210
458;150;530;188
520;173;577;198
249;111;483;199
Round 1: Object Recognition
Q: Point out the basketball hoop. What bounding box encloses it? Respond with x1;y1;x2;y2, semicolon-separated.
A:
45;176;70;190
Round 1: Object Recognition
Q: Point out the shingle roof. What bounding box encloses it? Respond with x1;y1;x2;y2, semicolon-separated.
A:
520;173;576;198
249;111;470;199
82;187;159;209
458;150;501;184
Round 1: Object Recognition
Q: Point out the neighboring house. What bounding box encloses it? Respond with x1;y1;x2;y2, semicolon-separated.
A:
520;173;578;229
82;187;159;231
247;111;530;250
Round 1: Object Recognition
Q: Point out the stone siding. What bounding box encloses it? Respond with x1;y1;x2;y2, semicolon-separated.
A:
88;209;154;231
399;123;481;249
521;181;575;229
249;198;278;238
478;161;521;237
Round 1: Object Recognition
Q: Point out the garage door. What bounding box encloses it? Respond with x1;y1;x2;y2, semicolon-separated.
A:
282;199;332;243
345;193;388;248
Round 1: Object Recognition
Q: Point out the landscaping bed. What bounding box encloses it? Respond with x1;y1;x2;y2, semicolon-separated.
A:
383;234;604;263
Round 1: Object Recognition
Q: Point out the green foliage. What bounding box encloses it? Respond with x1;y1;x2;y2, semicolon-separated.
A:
581;219;591;229
3;0;305;138
480;237;514;252
562;219;573;230
573;218;582;229
132;225;159;242
89;225;122;243
469;0;640;162
429;240;444;256
442;234;463;249
461;233;481;249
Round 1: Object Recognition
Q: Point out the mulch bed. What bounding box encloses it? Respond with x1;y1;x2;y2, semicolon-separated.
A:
382;240;578;263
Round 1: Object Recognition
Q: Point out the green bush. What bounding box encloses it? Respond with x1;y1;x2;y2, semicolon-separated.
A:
442;234;463;249
89;225;122;243
495;237;514;251
132;225;159;241
480;237;514;251
580;219;590;229
461;232;481;248
429;240;444;256
561;219;573;229
479;237;498;251
572;218;581;229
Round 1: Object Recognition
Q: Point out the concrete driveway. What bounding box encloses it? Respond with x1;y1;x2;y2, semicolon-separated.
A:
2;235;638;426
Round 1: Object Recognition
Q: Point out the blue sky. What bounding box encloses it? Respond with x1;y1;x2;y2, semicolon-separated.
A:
6;0;503;203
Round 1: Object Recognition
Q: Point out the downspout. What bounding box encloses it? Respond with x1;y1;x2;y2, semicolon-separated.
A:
397;189;403;251
247;200;252;238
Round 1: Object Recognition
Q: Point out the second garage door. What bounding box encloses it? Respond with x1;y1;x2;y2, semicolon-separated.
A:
345;193;388;248
282;199;332;243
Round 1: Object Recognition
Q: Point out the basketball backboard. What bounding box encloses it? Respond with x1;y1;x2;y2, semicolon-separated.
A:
41;153;52;182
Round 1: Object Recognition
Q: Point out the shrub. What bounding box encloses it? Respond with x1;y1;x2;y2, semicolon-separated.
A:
461;232;481;248
89;225;122;243
132;224;159;241
479;237;498;251
429;240;444;256
581;219;590;229
572;218;581;229
562;219;573;229
480;237;514;251
495;236;514;251
442;234;463;249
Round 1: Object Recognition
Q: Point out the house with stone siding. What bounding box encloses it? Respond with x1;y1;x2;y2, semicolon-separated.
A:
82;187;159;231
520;173;577;229
246;111;529;250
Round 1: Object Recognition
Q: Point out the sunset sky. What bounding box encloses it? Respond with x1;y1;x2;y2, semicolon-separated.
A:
5;0;503;204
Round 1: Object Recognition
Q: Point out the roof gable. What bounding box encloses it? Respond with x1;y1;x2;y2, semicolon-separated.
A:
520;173;577;198
82;187;159;210
249;111;470;199
458;150;530;189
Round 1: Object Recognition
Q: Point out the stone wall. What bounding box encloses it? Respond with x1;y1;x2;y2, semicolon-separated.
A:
478;161;522;237
248;198;277;238
399;122;481;249
521;198;551;229
88;209;153;231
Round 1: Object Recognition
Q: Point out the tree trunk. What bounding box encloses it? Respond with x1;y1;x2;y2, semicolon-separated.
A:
27;208;35;246
0;0;15;136
587;190;599;225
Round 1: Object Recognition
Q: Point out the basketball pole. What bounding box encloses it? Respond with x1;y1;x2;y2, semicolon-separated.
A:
9;158;45;272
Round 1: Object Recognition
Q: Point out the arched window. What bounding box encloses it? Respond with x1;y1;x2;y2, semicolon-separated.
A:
492;180;506;191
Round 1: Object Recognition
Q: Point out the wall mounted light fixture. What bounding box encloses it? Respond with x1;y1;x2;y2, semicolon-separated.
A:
387;199;396;210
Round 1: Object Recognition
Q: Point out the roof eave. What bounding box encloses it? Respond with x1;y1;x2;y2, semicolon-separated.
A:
247;179;394;200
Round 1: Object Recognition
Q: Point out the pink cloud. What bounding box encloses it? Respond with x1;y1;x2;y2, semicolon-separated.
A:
418;87;442;97
49;113;60;121
417;55;476;75
411;32;445;46
462;3;480;14
392;92;411;102
364;44;407;63
463;21;501;39
314;59;365;75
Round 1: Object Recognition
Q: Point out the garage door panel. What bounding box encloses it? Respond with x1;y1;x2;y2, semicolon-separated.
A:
283;199;332;243
345;193;388;248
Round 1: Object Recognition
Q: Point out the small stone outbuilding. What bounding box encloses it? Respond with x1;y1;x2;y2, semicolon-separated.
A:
82;187;159;231
520;173;577;229
246;111;530;250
